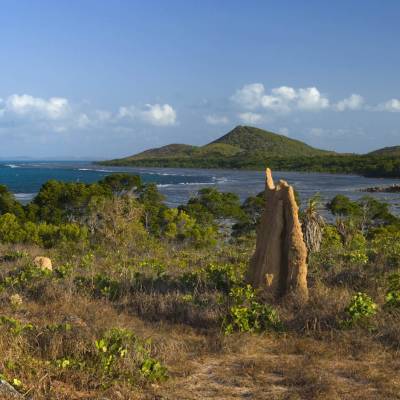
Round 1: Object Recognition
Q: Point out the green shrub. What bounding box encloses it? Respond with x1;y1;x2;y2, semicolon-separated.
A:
1;264;51;291
345;233;368;265
344;292;377;326
203;263;243;293
371;229;400;267
95;328;168;383
0;213;25;243
74;273;121;300
95;328;133;373
140;358;168;382
385;273;400;308
0;316;34;336
161;208;217;247
224;285;282;334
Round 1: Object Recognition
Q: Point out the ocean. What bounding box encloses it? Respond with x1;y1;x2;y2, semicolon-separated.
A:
1;161;399;215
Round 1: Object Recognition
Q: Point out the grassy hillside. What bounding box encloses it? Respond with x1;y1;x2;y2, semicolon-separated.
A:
1;176;400;398
368;145;400;157
99;126;400;178
212;125;331;157
101;126;332;166
116;143;196;161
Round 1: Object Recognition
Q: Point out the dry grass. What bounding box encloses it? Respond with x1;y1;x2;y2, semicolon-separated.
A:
1;239;400;400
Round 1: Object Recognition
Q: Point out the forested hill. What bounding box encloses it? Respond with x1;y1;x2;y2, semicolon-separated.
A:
98;125;400;178
211;125;331;157
368;146;400;157
100;126;332;165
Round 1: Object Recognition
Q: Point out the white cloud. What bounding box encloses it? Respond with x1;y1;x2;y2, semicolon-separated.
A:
335;94;364;111
77;113;91;128
272;86;297;100
376;98;400;112
95;110;113;121
232;83;329;112
238;112;263;124
231;83;265;110
296;87;329;110
5;94;69;119
119;103;177;126
141;104;176;126
205;114;229;125
0;93;178;140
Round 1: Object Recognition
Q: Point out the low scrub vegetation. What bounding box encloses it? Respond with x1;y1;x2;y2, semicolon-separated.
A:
1;174;400;399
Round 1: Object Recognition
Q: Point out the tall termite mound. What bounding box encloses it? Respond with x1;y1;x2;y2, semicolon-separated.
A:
247;168;308;301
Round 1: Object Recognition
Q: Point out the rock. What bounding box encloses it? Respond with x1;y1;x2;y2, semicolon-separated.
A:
247;168;308;301
0;379;23;399
360;184;400;193
33;256;53;272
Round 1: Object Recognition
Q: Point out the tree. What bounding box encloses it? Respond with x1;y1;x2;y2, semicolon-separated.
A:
302;194;325;253
137;183;167;235
99;173;142;195
0;185;25;220
187;188;245;220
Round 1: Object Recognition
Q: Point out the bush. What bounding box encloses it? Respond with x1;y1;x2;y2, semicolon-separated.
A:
371;229;400;267
161;208;217;247
95;328;133;373
385;273;400;308
224;285;282;334
95;328;168;382
140;357;168;382
203;263;243;293
0;213;25;243
88;196;148;251
344;292;377;326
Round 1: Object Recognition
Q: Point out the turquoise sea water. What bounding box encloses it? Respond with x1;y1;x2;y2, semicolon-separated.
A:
1;161;400;215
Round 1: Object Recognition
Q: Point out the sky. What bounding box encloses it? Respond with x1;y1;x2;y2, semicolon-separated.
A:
0;0;399;159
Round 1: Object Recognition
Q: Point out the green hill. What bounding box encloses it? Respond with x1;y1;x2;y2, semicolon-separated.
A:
101;126;331;167
126;144;196;160
211;125;330;157
368;146;400;157
98;125;400;178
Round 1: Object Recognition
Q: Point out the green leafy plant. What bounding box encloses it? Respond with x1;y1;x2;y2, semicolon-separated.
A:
385;273;400;308
95;328;133;373
344;292;377;326
95;328;168;383
224;285;282;334
0;316;34;336
140;358;168;382
1;264;51;291
55;357;86;370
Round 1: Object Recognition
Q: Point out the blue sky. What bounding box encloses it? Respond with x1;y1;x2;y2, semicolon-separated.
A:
0;0;399;158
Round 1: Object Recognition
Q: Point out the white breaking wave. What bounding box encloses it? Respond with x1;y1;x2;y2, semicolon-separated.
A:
5;164;20;168
178;182;215;186
157;182;214;188
14;193;36;202
78;168;112;173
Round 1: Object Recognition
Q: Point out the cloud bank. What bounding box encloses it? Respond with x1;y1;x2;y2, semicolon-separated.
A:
231;83;399;115
0;94;177;136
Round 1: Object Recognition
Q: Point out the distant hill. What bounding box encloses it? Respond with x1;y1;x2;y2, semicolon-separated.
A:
101;126;332;167
368;146;400;157
98;125;400;178
130;144;196;160
211;126;330;157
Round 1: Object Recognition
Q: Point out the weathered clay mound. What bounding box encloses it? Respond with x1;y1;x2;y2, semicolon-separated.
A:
247;168;308;301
